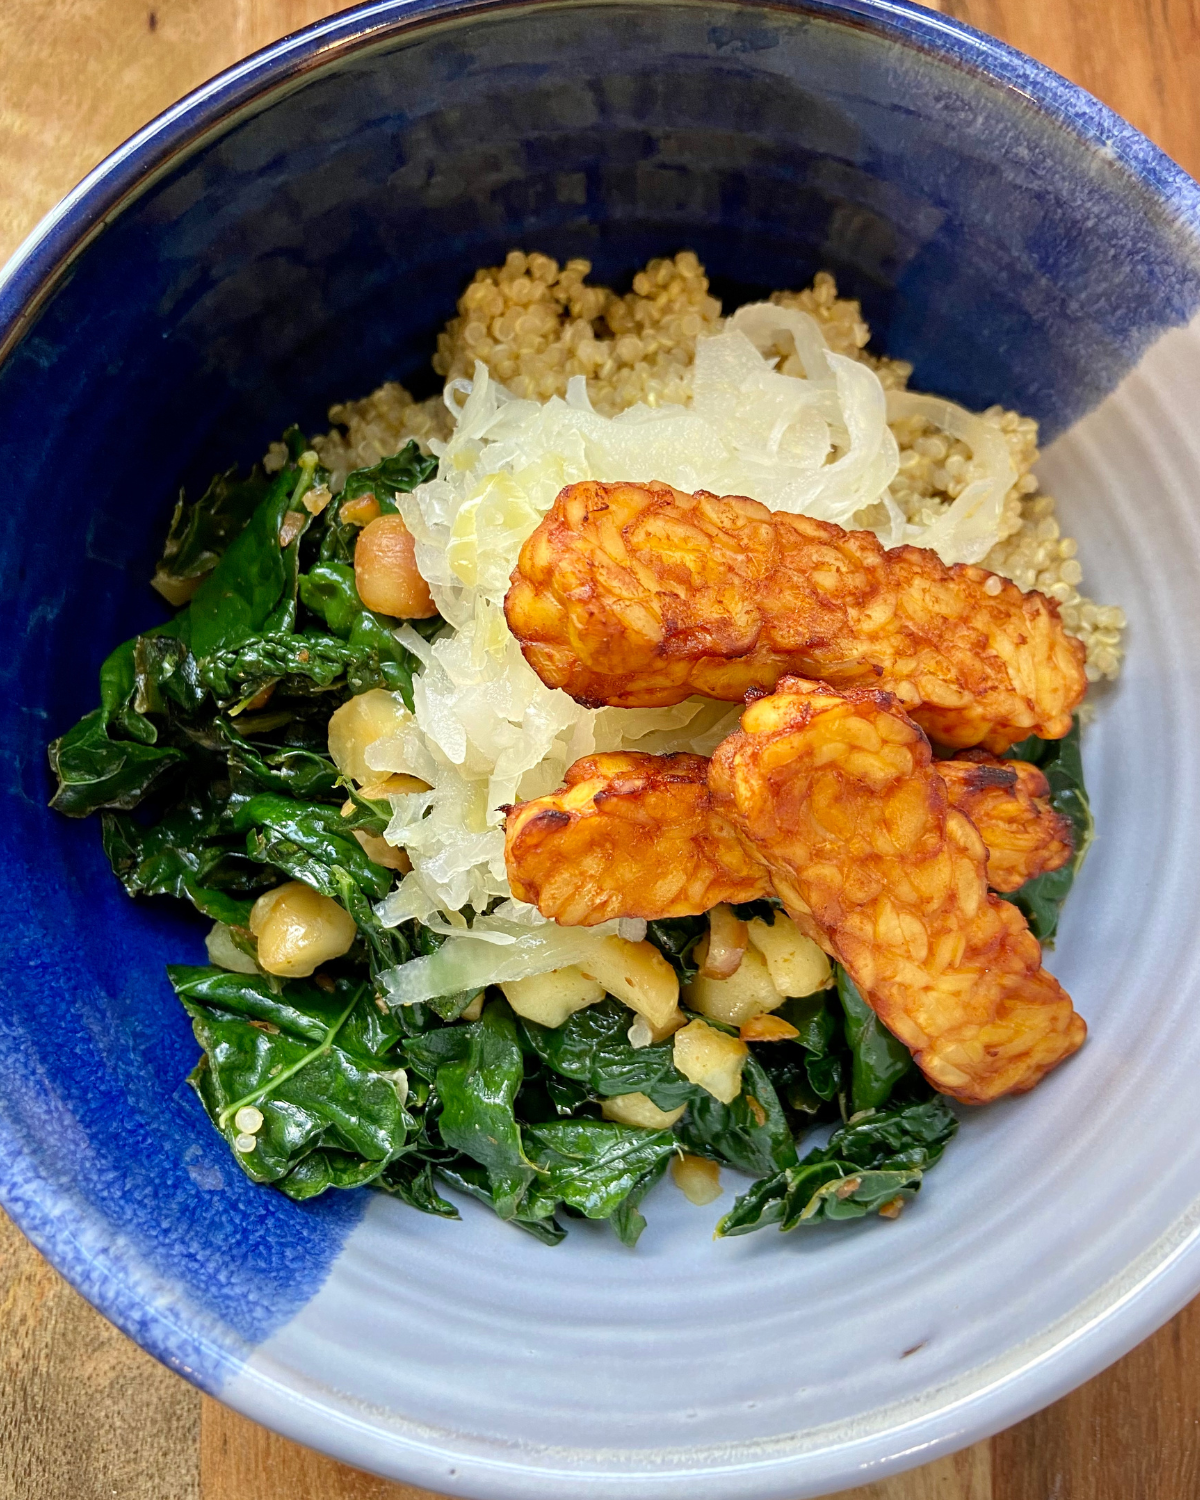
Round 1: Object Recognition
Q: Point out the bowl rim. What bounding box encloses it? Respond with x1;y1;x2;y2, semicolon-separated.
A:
3;0;1200;356
3;1;1200;1494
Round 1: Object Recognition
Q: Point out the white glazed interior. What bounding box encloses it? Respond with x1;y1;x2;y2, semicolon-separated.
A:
212;317;1200;1498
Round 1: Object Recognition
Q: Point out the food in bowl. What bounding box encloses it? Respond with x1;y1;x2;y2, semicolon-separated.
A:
47;252;1113;1243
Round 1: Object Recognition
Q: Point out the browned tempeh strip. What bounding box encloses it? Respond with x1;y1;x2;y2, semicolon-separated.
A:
505;753;769;926
505;480;1086;753
938;751;1073;893
505;748;1073;923
707;678;1085;1103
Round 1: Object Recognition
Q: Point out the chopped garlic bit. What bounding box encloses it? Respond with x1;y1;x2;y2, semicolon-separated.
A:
627;1015;654;1050
233;1106;264;1134
263;440;289;474
233;1133;258;1154
278;510;306;548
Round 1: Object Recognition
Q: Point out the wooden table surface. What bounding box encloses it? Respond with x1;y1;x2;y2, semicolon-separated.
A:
2;2;1199;1496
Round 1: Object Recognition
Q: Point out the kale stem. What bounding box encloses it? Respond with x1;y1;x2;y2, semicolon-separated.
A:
218;985;361;1128
289;451;318;510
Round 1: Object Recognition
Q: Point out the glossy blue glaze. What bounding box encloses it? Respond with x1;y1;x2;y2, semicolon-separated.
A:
1;0;1198;1394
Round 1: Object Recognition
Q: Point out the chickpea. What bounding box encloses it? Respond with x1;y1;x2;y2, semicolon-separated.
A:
249;881;357;978
326;689;411;784
354;514;437;618
337;775;423;871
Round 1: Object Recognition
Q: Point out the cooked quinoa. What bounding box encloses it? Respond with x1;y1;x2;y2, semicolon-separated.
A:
306;253;1124;683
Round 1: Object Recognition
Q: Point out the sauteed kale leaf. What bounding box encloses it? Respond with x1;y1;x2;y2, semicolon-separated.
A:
1003;718;1093;944
47;424;1088;1244
48;439;435;823
44;439;705;1241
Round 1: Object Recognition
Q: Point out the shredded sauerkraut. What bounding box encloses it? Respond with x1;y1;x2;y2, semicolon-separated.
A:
381;901;625;1006
369;305;1022;947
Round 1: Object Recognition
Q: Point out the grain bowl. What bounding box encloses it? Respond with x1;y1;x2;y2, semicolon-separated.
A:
2;2;1200;1496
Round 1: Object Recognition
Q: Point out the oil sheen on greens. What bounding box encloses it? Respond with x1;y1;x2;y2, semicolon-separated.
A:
1002;719;1093;945
46;428;1087;1244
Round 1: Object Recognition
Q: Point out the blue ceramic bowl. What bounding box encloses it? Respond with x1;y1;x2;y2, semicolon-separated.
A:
3;3;1200;1496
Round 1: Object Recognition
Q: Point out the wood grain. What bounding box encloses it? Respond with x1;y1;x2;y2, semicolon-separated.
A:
935;0;1200;183
200;1398;449;1499
0;1208;200;1500
0;0;336;263
2;1;1199;1498
991;1294;1200;1499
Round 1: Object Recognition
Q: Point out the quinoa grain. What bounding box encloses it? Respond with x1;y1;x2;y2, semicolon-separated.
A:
302;256;1124;680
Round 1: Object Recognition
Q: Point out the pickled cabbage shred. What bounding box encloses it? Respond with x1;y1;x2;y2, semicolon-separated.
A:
372;306;1025;960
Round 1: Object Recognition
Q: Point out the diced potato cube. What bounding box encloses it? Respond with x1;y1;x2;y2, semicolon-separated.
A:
249;881;357;978
501;965;606;1029
671;1153;723;1205
600;1092;687;1129
459;992;485;1022
327;689;412;785
698;904;748;979
684;943;782;1027
577;936;680;1030
673;1019;749;1104
746;911;832;997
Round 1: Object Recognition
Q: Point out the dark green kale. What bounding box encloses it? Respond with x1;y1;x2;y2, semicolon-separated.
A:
673;1054;798;1177
434;1158;566;1245
716;1094;957;1236
48;636;187;816
522;1120;675;1223
101;786;266;928
152;463;274;604
403;1000;534;1219
185;459;315;661
173;966;417;1201
402;999;682;1242
377;1155;460;1220
608;1156;671;1248
340;448;438;510
299;561;423;705
1003;717;1093;944
47;440;436;821
835;965;914;1113
645;917;708;984
761;987;845;1114
518;998;696;1110
214;716;343;800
